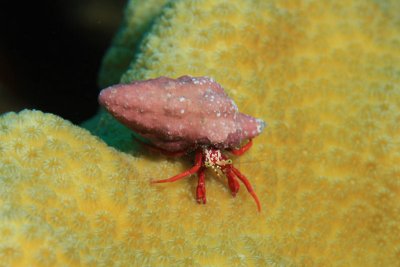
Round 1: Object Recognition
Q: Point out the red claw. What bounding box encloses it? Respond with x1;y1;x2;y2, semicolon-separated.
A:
196;167;206;204
226;167;240;196
229;139;253;156
151;150;203;184
231;166;261;212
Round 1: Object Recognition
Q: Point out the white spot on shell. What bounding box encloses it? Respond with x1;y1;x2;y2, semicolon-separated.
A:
180;109;185;114
179;97;186;102
192;77;200;85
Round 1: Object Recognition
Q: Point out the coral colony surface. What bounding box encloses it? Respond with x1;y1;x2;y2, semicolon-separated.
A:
1;0;400;266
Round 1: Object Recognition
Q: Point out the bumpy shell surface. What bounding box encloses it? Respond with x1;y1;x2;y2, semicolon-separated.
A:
99;76;265;151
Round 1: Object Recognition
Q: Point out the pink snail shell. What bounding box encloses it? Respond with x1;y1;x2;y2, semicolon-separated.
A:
99;75;265;152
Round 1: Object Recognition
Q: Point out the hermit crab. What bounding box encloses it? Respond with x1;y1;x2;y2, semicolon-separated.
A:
99;76;265;211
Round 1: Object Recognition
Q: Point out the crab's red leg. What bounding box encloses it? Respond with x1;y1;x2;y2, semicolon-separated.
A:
196;167;206;204
225;166;240;196
229;139;253;156
151;150;203;183
231;165;261;212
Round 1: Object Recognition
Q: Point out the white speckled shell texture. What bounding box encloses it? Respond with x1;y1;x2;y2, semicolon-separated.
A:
99;76;265;151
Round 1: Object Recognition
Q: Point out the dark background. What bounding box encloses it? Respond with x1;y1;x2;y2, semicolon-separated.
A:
0;0;126;124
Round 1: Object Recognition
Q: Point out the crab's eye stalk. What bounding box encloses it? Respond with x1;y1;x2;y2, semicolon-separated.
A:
205;161;212;167
219;159;232;166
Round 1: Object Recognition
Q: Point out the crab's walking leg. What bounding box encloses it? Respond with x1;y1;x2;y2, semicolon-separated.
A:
231;165;261;212
225;167;240;196
196;167;206;204
229;139;253;156
151;150;203;183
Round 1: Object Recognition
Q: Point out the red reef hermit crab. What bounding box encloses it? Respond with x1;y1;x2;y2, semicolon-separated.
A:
99;76;265;211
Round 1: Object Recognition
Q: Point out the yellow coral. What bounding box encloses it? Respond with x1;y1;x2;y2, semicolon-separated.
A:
2;0;400;266
98;0;170;88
